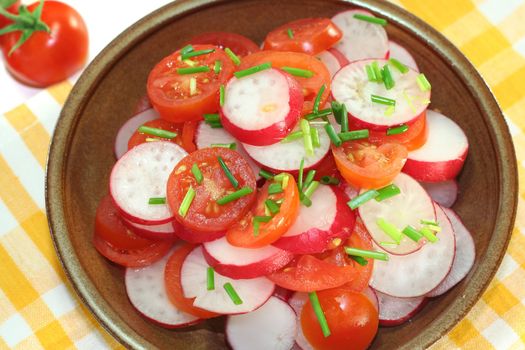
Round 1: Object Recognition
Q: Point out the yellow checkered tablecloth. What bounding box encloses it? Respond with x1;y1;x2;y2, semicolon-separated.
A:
0;0;524;349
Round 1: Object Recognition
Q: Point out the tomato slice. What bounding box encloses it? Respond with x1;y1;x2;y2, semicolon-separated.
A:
263;18;343;55
239;51;330;114
332;141;408;189
167;148;257;233
226;175;300;248
301;289;379;350
127;118;183;149
164;243;220;319
365;112;428;151
147;45;235;123
188;32;260;57
181;121;198;153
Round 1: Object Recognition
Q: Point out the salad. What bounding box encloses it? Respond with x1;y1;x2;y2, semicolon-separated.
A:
94;9;475;350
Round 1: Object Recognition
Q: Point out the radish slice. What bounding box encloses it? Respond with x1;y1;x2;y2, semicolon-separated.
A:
358;173;436;255
125;249;200;328
226;296;297;350
114;108;158;159
340;181;360;200
181;246;275;314
374;289;426;326
203;236;294;279
315;50;342;78
122;218;178;241
110;141;187;225
388;41;419;71
288;293;313;350
370;204;456;297
273;286;294;302
175;226;225;244
328;48;350;67
363;287;379;312
403;110;469;182
331;59;430;131
420;180;458;208
331;9;389;62
273;185;355;254
220;68;303;146
426;208;475;297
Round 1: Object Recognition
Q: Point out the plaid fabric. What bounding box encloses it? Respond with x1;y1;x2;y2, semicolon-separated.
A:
0;0;524;348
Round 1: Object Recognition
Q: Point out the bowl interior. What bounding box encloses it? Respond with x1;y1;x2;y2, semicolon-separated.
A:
48;0;517;349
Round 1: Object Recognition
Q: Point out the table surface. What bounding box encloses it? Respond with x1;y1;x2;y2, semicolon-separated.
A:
1;0;525;349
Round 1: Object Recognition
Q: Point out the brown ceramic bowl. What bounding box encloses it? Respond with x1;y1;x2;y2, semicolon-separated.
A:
46;0;518;349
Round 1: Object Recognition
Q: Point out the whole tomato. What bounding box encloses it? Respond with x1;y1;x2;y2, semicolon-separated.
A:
0;0;88;87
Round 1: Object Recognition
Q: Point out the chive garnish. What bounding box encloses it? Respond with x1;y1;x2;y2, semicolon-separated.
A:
225;47;241;65
207;267;215;290
216;187;253;205
303;170;316;191
380;241;398;248
253;215;272;236
339;103;349;132
218;156;238;188
281;130;304;143
311;128;321;148
208;121;222;128
376;218;403;243
420;227;439;243
350;255;369;266
325;123;342;147
416;73;431;91
234;62;272;78
375;183;401;201
281;173;290;189
371;61;383;82
389;58;409;74
310;121;328;127
305;108;332;121
339;129;369;142
303;180;319;200
382;65;395;90
308;292;331;337
425;223;441;232
387;124;408;135
353;13;387;26
402;225;424;242
148;197;166;205
268;182;283;195
219;84;225;106
177;66;210;75
344;247;389;261
182;58;197;67
138;125;177;139
189;77;197;96
181;48;215;60
371;94;396;106
287;28;294;39
366;64;377;82
320;176;340;185
347;189;379;210
421;219;438;226
179;187;196;217
331;101;344;124
145;137;159;142
265;199;280;215
223;282;243;305
191;163;203;184
180;44;193;55
313;85;326;114
204;113;220;122
301;119;314;156
282;66;314;78
211;142;237;150
214;60;222;74
298;158;305;191
259;169;274;180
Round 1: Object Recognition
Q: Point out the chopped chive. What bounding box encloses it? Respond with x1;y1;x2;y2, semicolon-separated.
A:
253;215;272;236
234;62;272;78
402;225;424;242
303;180;319;199
365;64;377;82
211;142;237;150
204;113;220;122
376;218;403;243
305;108;332;121
387;124;408;135
331;101;343;124
281;174;290;189
282;66;314;78
310;121;328;127
223;282;243;305
219;84;225;107
281;130;304;143
389;58;409;74
298;158;305;191
371;94;396;106
274;173;287;182
311;128;321;148
265;199;280;215
287;28;294;39
259;169;275;180
189;77;197;96
416;73;431;92
301;119;314;156
183;58;197;67
177;66;210;75
320;176;340;185
353;13;387;26
338;129;369;142
371;61;383;82
303;170;316;191
214;60;222;74
180;44;194;55
268;182;283;195
375;183;401;201
382;65;395;90
420;227;439;243
208;121;223;128
207;267;215;290
138;125;177;139
181;48;215;60
148;197;166;205
402;90;417;113
421;219;438;226
425;224;442;232
344;247;389;261
384;105;395;116
300;194;312;207
225;47;241;65
313;85;326;114
340;104;349;132
380;241;398;248
145;137;160;142
347;189;379;210
218;156;238;188
308;292;331;337
217;187;253;205
350;255;369;266
325;123;342;147
178;187;196;217
191;163;203;184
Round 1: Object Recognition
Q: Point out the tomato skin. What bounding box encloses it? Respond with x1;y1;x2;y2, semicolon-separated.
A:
2;1;88;87
188;31;259;57
364;112;428;151
128;119;183;149
301;289;379;350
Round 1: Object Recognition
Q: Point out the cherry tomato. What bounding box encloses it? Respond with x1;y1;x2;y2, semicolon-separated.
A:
364;112;428;151
332;141;408;189
128;119;184;150
226;175;300;248
147;45;235;123
263;18;342;55
188;31;259;57
1;1;88;87
167;147;257;233
301;289;379;350
239;51;330;114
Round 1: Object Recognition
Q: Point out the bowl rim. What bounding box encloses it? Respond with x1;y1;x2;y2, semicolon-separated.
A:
46;0;518;349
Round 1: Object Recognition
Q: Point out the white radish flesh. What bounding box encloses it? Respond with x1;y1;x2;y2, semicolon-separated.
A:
226;296;297;350
315;50;342;78
388;41;419;71
420;180;458;208
375;289;426;326
288;293;313;350
114;108;158;159
363;287;379;312
122;218;177;241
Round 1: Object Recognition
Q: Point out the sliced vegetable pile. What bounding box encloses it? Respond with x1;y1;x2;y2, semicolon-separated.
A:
95;10;475;350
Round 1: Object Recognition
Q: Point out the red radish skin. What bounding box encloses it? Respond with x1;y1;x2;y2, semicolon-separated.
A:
175;226;226;244
122;218;178;241
114;108;158;159
125;249;200;328
273;287;294;302
226;296;297;350
203;236;294;279
288;293;314;350
403;110;468;182
220;68;303;146
374;289;427;326
420;180;458;208
388;41;419;71
273;185;355;254
328;48;350;67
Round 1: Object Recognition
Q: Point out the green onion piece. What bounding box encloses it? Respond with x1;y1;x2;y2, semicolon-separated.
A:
208;121;223;128
223;282;243;305
387;124;409;135
344;246;389;261
268;182;283;195
347;189;379;210
339;129;369;142
189;77;197;96
204;113;220;122
138;125;177;139
389;58;409;74
145;137;160;142
416;73;431;92
311;128;321;148
182;58;197;67
375;183;401;201
225;47;241;65
313;85;326;114
219;84;225;107
371;94;396;106
340;103;349;132
305;108;332;121
303;170;316;191
218;156;239;188
181;48;215;60
310;121;328;127
376;218;403;243
178;187;196;217
303;180;319;199
330;101;344;124
214;60;222;74
234;62;272;78
325;123;342;147
274;173;287;182
177;66;210;75
320;176;340;185
402;225;424;242
300;193;312;207
365;64;377;82
308;292;331;337
384;105;395;116
371;61;383;82
287;28;294;39
301;119;314;156
211;142;237;150
353;13;387;26
191;163;203;184
420;219;438;226
380;241;398;248
216;187;253;205
382;65;395;90
207;267;215;290
282;66;314;78
281;174;290;189
148;197;166;205
265;199;280;215
253;215;273;236
425;224;442;232
180;44;193;55
281;130;304;143
298;158;305;191
259;169;274;180
420;227;439;243
350;255;369;266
